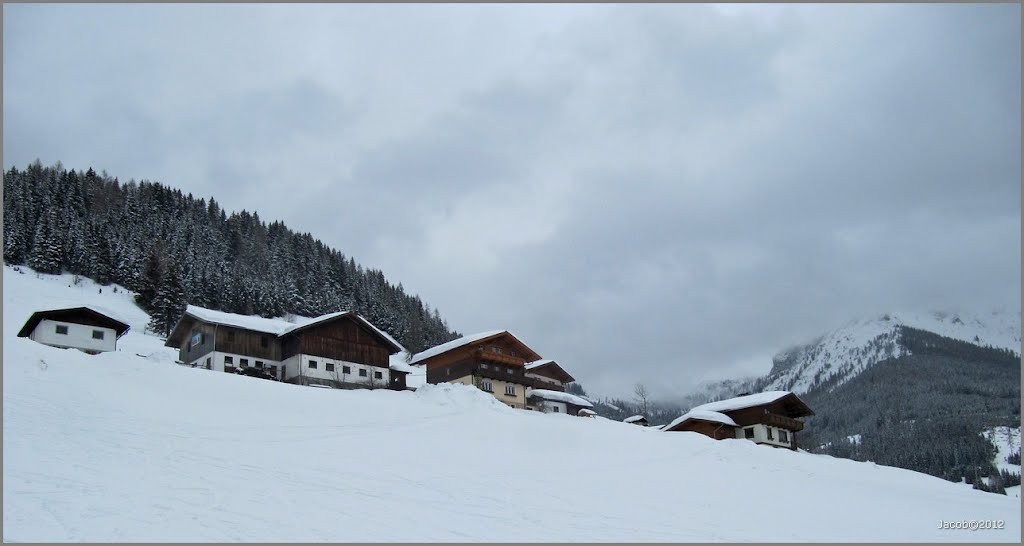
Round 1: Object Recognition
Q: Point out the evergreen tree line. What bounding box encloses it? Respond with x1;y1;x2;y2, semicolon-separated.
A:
796;327;1020;492
3;161;460;352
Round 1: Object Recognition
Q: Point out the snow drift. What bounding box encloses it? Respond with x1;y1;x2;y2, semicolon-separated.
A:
3;266;1020;542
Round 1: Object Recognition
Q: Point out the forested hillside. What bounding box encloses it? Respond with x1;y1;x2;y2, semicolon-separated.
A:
795;327;1020;491
3;161;459;352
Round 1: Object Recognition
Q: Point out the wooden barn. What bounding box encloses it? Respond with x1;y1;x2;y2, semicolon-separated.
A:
165;305;406;390
663;391;814;450
17;306;130;354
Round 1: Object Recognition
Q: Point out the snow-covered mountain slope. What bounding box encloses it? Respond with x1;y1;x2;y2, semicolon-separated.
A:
763;310;1022;395
3;266;1021;542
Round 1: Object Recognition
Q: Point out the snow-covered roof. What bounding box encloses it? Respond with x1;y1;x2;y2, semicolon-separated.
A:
624;415;648;423
409;330;505;364
690;391;793;414
525;359;554;370
388;353;426;389
183;305;295;336
663;410;739;431
177;305;402;352
527;389;593;408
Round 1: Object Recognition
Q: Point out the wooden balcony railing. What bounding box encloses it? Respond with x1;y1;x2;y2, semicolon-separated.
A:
475;348;525;366
762;413;804;432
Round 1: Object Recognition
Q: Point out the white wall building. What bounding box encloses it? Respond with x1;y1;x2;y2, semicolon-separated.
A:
17;306;130;354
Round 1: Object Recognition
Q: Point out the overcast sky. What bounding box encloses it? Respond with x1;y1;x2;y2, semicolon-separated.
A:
4;4;1020;399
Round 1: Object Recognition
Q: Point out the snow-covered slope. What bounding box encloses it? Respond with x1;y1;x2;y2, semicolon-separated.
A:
764;310;1022;394
983;427;1022;499
3;266;1020;542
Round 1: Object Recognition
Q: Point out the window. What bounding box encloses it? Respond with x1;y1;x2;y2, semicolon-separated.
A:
490;346;503;354
481;381;493;393
779;430;789;443
767;427;774;441
553;406;560;413
240;358;249;368
326;363;335;372
308;360;318;370
55;324;69;335
480;363;488;369
505;385;516;396
506;368;513;375
374;371;383;379
744;427;755;439
260;336;269;348
224;356;234;365
256;361;264;369
359;369;367;377
227;331;235;342
92;330;105;340
190;332;202;348
342;365;350;374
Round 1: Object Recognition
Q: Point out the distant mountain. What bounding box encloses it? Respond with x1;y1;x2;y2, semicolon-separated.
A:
761;310;1021;395
738;310;1021;491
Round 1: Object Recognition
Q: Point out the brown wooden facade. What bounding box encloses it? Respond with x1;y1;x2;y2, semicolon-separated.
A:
281;318;391;368
165;308;404;389
670;419;737;440
417;332;543;404
664;393;813;450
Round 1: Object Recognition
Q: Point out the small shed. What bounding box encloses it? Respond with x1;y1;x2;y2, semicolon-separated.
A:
578;408;597;418
18;306;130;354
624;415;648;426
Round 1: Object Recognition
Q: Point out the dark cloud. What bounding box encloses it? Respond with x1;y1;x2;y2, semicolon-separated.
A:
4;4;1019;399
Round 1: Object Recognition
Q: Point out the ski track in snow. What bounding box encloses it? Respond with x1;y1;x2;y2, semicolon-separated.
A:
3;266;1021;542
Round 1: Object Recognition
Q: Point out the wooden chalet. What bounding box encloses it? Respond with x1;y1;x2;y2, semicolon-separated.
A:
409;330;543;409
662;391;814;450
523;359;575;391
165;305;407;390
17;306;130;354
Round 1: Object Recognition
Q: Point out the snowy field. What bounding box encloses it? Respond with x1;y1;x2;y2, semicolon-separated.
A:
3;266;1021;542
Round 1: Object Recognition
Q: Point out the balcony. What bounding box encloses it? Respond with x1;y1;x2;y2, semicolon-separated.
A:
475;348;524;366
762;412;804;432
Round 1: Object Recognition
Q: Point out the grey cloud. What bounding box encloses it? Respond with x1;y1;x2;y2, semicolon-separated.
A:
4;4;1019;399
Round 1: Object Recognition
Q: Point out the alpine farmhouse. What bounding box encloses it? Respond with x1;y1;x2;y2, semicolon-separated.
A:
165;305;409;390
663;391;814;450
408;331;592;413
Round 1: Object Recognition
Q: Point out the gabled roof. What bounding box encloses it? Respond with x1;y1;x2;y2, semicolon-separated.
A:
409;330;541;364
524;359;576;383
526;388;593;408
165;305;402;353
691;391;814;418
663;410;739;432
18;306;131;338
175;305;294;336
624;415;648;424
283;311;403;354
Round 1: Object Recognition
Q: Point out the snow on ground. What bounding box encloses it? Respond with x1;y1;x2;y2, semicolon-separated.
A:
3;266;1021;542
983;427;1022;499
